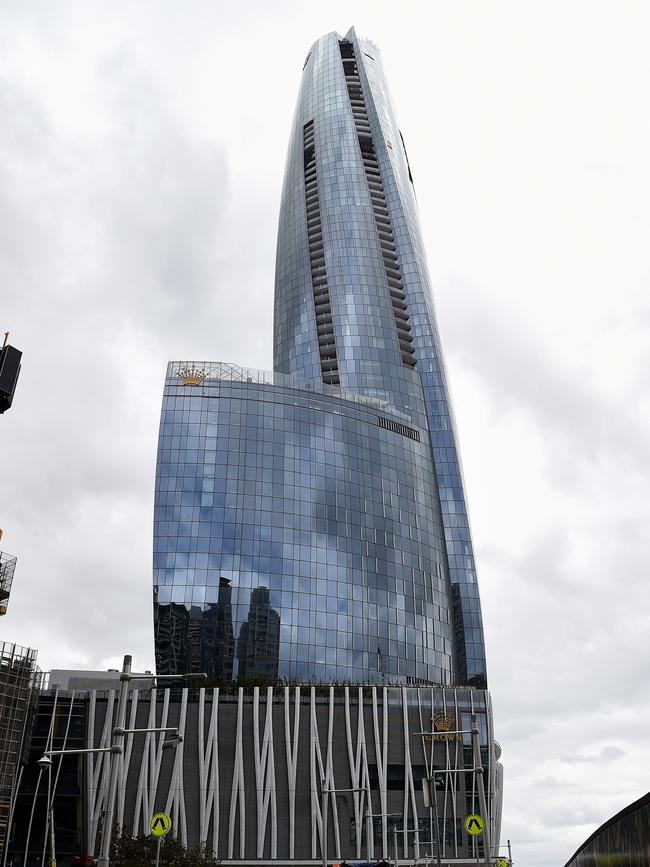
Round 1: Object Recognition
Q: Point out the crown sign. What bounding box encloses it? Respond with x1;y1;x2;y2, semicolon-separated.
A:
177;366;206;386
428;714;461;741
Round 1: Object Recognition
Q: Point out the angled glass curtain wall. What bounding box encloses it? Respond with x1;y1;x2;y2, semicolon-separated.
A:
154;27;487;688
274;28;487;685
154;364;454;684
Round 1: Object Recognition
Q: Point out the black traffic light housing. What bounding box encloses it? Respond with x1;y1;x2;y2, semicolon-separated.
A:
0;336;21;414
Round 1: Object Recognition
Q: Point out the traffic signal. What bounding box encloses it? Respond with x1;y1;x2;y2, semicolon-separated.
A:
0;336;21;414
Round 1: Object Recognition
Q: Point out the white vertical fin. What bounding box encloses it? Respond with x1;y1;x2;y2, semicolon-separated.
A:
210;688;220;855
164;687;188;846
326;686;341;858
133;687;157;834
197;687;220;853
344;686;370;859
198;688;207;846
253;686;262;856
133;688;169;836
87;689;115;853
310;687;324;860
372;686;389;858
228;688;246;859
116;691;138;828
267;686;277;859
401;686;420;859
446;688;461;860
359;688;374;860
284;685;300;859
253;687;277;858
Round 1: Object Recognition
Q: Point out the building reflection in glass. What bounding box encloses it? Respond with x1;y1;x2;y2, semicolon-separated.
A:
237;587;280;681
154;577;235;678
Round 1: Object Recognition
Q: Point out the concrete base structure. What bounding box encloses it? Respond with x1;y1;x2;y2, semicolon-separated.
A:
11;684;502;865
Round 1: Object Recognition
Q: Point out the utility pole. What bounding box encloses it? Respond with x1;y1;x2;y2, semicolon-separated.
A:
321;777;327;867
321;782;364;867
392;819;399;867
365;810;402;866
93;655;205;866
430;774;443;867
471;713;491;866
97;654;132;867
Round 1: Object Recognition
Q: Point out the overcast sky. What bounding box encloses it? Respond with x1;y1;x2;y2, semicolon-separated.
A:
1;2;649;865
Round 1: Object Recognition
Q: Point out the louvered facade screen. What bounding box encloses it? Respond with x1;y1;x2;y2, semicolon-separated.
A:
303;120;340;385
340;40;416;368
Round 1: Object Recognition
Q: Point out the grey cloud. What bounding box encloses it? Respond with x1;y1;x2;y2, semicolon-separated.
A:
439;275;649;478
536;804;609;829
530;775;570;789
560;745;625;764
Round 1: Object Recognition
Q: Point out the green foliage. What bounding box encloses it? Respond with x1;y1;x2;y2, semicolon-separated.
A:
110;830;220;865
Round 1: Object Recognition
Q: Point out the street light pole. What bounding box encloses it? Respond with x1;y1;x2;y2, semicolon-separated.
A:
97;653;132;867
430;774;442;867
39;658;203;867
37;748;118;867
45;761;56;867
94;656;207;866
321;782;365;867
321;778;327;867
393;820;399;867
471;714;491;866
365;811;401;866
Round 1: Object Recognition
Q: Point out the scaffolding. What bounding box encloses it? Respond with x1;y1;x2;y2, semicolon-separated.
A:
0;552;17;617
0;642;43;858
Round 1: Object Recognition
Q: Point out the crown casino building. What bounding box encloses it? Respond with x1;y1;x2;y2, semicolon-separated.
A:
146;27;503;865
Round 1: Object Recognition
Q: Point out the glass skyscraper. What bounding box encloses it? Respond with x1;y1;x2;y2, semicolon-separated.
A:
153;28;487;688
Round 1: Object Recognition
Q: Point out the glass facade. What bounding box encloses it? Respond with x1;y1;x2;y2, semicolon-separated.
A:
154;27;487;687
154;364;453;684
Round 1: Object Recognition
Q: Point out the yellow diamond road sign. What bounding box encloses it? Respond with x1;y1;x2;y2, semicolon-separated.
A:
496;859;509;867
464;814;484;835
150;811;171;837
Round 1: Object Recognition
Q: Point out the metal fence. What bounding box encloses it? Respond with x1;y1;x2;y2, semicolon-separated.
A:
166;361;414;421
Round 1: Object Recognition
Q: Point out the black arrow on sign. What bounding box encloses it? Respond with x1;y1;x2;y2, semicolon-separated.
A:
468;818;482;832
153;817;168;832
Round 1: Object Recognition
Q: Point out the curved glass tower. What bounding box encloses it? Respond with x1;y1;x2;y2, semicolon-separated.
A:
154;28;487;687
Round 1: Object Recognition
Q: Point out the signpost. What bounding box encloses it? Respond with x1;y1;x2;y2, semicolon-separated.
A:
150;811;171;867
465;815;485;836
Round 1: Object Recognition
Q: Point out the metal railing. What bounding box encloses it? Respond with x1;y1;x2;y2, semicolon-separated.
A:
166;360;414;421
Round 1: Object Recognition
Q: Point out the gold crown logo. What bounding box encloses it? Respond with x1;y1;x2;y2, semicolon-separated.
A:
428;714;461;741
177;365;206;386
